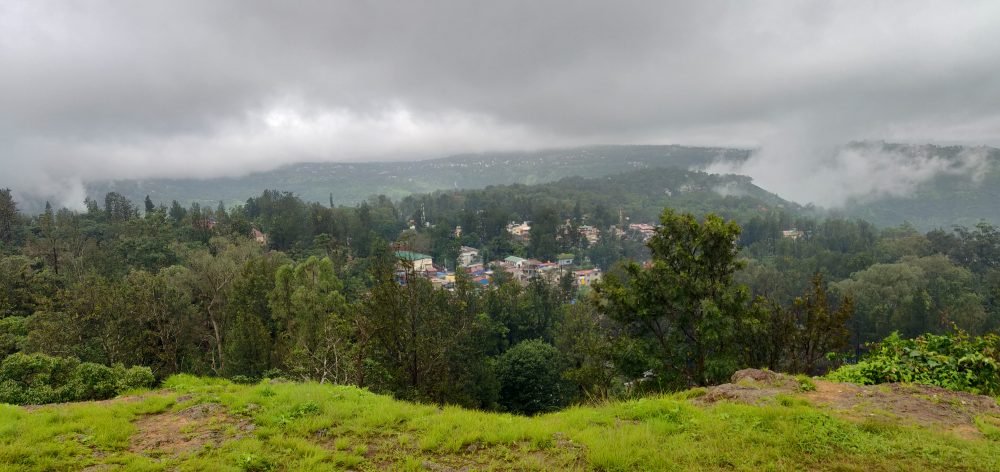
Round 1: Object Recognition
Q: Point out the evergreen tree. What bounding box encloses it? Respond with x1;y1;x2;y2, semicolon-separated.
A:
595;209;752;387
169;200;187;224
0;189;18;246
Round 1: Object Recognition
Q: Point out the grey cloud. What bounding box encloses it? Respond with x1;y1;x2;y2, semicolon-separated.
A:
2;0;1000;207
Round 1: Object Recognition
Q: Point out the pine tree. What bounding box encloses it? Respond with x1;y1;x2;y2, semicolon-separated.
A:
0;188;17;245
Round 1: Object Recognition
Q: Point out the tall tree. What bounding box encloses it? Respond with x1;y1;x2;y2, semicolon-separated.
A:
358;248;495;406
595;209;752;387
224;252;286;378
104;192;137;223
181;238;259;374
749;273;853;374
0;189;18;246
29;202;61;274
169;200;187;224
268;256;352;383
128;269;195;376
529;206;559;261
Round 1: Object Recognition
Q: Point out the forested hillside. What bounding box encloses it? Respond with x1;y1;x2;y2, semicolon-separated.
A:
82;145;748;211
73;142;1000;232
2;164;999;411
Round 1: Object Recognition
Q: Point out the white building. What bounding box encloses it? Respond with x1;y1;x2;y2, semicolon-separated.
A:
458;246;480;267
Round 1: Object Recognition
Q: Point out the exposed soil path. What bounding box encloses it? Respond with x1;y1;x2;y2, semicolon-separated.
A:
700;369;1000;439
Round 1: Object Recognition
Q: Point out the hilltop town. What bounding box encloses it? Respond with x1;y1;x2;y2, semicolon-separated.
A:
389;219;669;290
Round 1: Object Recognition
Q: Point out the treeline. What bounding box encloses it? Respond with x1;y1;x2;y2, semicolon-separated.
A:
738;212;1000;347
1;181;999;411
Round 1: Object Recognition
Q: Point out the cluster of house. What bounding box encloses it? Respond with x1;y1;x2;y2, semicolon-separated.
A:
394;247;493;289
627;223;657;242
503;218;803;245
506;221;532;242
492;253;603;288
507;219;604;246
394;245;602;290
495;255;560;284
392;251;462;289
578;225;601;245
494;255;602;287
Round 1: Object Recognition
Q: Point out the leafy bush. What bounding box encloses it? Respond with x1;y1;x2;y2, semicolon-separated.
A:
828;331;1000;396
72;361;117;400
496;340;571;415
0;353;156;405
113;363;156;393
795;374;817;392
229;374;256;385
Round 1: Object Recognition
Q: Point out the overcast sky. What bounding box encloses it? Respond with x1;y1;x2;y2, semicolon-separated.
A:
2;1;1000;207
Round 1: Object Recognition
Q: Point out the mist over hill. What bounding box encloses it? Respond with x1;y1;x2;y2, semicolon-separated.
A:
838;143;1000;230
82;145;748;209
74;142;1000;230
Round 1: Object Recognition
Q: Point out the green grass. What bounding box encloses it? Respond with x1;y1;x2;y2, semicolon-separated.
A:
976;416;1000;441
0;374;998;471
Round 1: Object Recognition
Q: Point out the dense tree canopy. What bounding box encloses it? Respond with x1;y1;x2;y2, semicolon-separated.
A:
0;177;998;410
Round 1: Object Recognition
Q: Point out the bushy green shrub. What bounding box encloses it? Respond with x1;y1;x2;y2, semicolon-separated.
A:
112;363;157;393
72;361;117;400
229;374;256;385
0;353;156;405
0;352;79;404
496;340;571;415
828;331;1000;396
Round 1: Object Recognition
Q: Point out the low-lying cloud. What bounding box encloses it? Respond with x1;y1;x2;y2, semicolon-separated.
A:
2;1;1000;208
707;142;994;207
6;102;562;209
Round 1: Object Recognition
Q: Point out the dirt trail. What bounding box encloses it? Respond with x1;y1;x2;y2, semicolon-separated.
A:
700;369;1000;439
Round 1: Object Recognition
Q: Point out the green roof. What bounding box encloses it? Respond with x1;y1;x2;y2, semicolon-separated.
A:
504;256;527;264
557;253;575;260
395;251;433;261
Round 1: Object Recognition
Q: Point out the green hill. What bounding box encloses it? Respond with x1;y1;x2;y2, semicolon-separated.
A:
82;142;1000;232
400;167;800;226
2;374;998;471
83;145;748;209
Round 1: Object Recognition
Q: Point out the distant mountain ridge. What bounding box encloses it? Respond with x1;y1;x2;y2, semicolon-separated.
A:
85;145;749;208
67;142;1000;230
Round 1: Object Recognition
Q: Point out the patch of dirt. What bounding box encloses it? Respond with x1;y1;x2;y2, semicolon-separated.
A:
696;368;802;405
805;380;1000;439
129;402;254;456
697;369;1000;439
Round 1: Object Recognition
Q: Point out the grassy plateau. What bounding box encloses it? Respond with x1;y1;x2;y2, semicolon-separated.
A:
1;374;999;471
